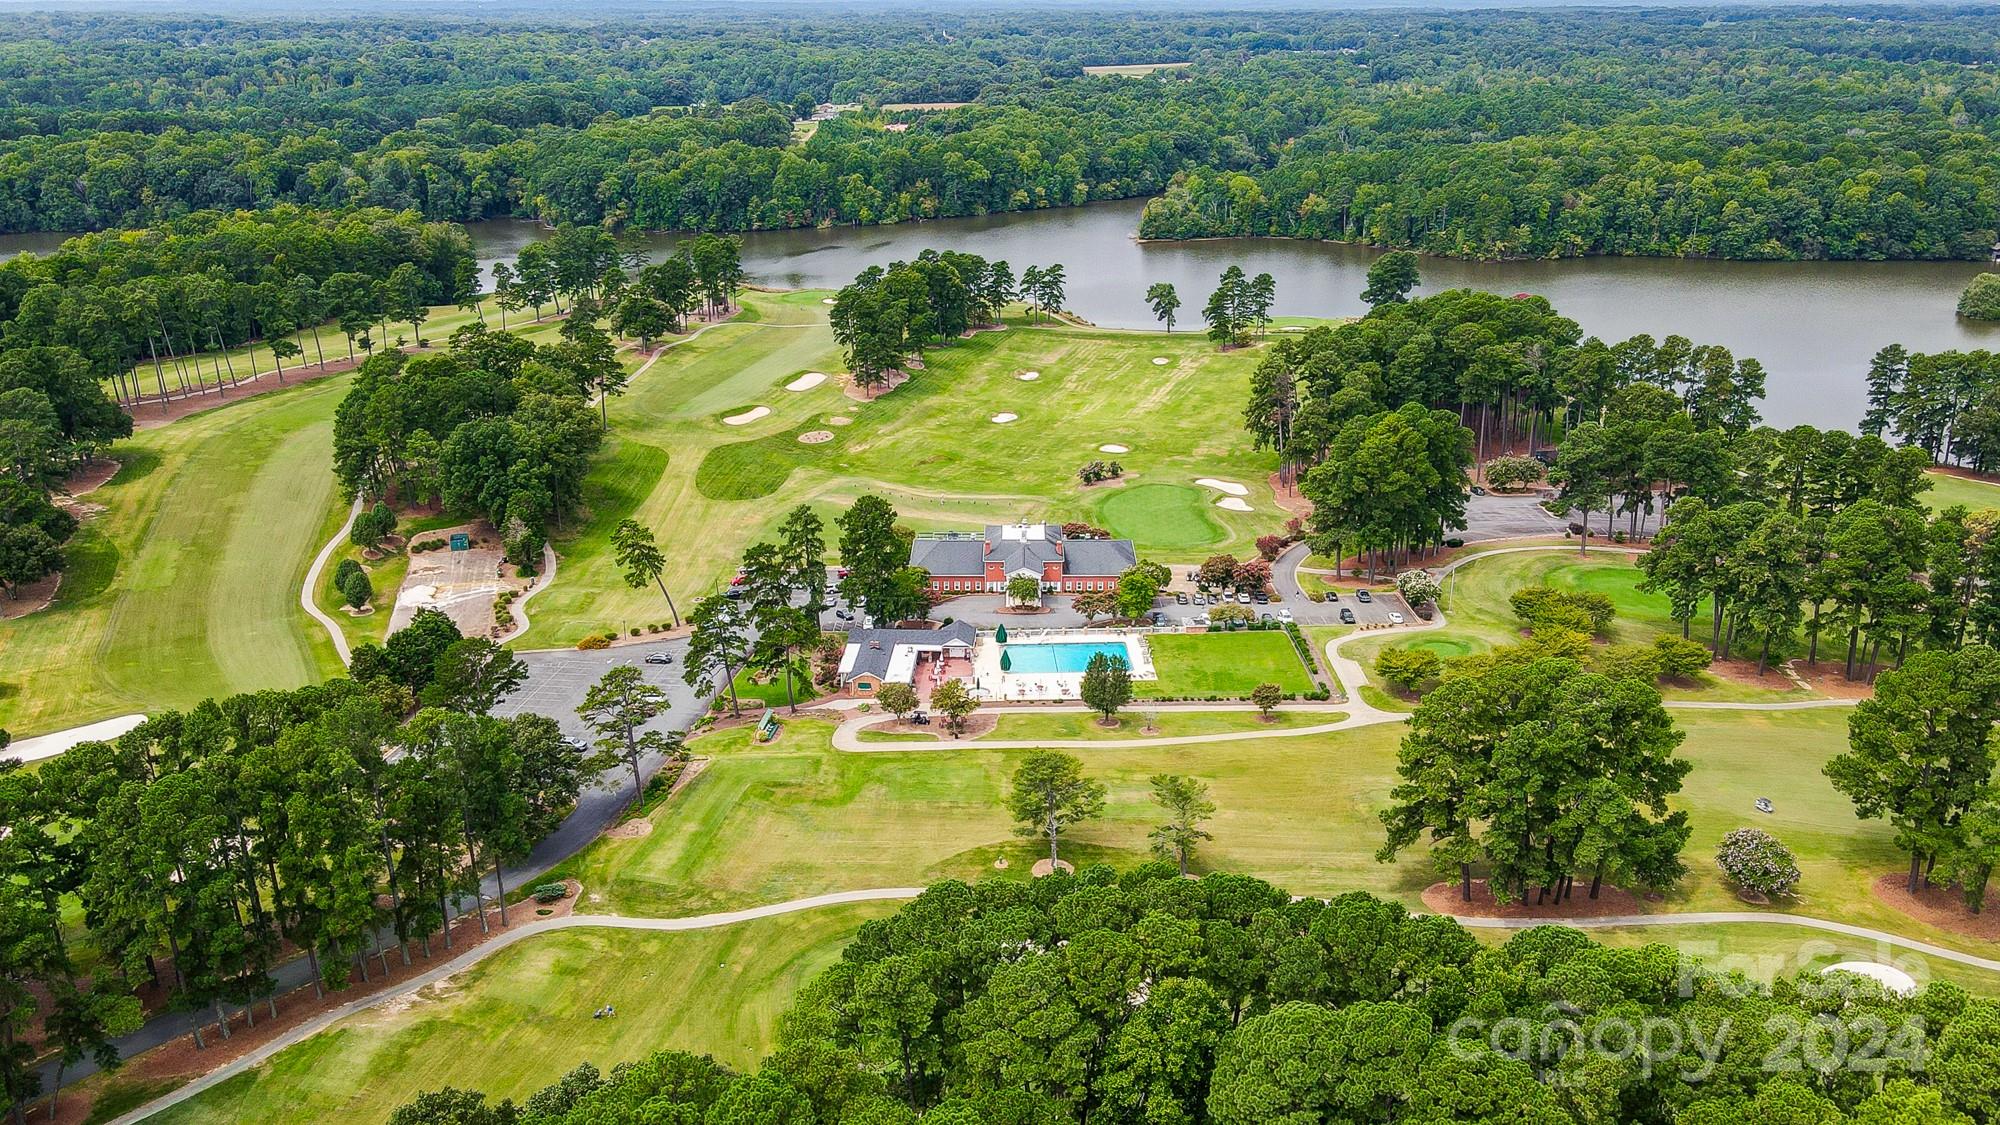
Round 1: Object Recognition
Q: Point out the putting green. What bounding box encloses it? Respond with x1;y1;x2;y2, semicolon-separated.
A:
1094;482;1226;552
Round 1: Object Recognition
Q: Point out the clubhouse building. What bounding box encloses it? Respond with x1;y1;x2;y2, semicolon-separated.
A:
836;621;977;695
909;523;1136;597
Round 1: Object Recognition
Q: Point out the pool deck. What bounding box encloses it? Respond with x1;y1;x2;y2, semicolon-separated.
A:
970;628;1157;701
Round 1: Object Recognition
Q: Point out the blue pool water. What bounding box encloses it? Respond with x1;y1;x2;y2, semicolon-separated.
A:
1001;642;1132;674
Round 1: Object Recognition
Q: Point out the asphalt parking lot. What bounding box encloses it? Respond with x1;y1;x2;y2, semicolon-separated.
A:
495;636;703;743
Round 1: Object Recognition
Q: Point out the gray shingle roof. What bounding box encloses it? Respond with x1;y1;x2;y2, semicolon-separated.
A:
838;620;977;682
907;524;1135;578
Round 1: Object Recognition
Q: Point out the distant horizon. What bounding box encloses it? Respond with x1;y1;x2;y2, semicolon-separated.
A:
0;0;1973;16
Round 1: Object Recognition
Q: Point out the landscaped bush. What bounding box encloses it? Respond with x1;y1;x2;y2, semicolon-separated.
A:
1394;568;1442;608
1653;635;1715;679
1376;646;1443;693
1716;828;1801;899
530;882;570;904
577;635;611;650
1483;454;1546;491
337;562;373;609
1443;537;1464;548
1510;584;1616;635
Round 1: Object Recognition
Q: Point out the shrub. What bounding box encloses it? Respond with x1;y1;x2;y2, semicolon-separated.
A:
530;882;570;904
578;635;611;650
1375;647;1443;693
1509;584;1615;635
1653;635;1715;679
1394;569;1442;608
1443;537;1464;548
1716;828;1801;898
1592;644;1664;684
1209;604;1252;625
1483;454;1546;491
1959;273;2000;321
1255;534;1287;561
338;566;373;609
1249;682;1283;716
334;557;365;589
631;627;642;636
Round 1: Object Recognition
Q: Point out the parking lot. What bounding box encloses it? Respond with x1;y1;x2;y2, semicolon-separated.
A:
495;636;704;744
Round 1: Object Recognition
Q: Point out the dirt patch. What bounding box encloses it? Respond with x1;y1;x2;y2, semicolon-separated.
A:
827;415;854;426
1421;878;1646;919
842;369;912;400
798;430;834;445
1871;872;2000;942
1787;661;1879;700
1266;472;1313;519
1032;858;1076;878
867;713;999;741
62;458;121;496
127;355;367;430
1702;657;1817;694
606;817;654;839
391;521;524;637
1;572;60;620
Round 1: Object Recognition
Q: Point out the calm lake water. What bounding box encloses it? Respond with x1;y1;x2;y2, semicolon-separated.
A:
7;201;1991;430
468;199;2000;430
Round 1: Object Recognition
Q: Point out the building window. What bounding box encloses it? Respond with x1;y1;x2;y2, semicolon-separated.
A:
857;682;873;692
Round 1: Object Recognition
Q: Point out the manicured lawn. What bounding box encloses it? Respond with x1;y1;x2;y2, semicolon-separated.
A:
0;377;350;737
1341;549;1812;706
524;293;1281;646
1092;482;1227;553
728;666;820;708
854;709;1340;743
1137;631;1315;698
1921;469;2000;515
144;904;894;1125
554;707;1985;956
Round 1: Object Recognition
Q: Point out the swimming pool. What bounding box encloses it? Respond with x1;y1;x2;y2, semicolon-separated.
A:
1000;641;1133;674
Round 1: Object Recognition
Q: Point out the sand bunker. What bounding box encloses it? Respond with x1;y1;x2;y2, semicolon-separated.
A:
1018;370;1041;381
1215;497;1253;512
827;415;853;426
1196;477;1249;496
786;372;828;392
991;412;1018;424
1152;357;1170;365
821;297;836;305
723;406;771;426
1098;444;1130;454
798;430;835;445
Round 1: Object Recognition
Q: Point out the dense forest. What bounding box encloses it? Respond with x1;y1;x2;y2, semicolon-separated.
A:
392;867;2000;1125
0;8;1997;259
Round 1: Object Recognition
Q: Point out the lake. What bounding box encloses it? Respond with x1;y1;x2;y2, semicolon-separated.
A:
467;199;2000;430
6;202;1991;430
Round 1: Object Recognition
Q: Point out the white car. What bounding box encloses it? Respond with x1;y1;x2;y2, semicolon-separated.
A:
1190;614;1211;628
1388;611;1405;625
1276;607;1294;623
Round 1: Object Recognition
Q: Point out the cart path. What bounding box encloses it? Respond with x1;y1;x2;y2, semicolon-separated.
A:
107;888;2000;1124
108;888;927;1125
299;496;363;665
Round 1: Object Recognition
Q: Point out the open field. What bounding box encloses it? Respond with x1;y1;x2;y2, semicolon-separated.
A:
140;903;895;1125
1341;549;1814;705
1921;469;2000;514
524;291;1278;646
1083;61;1193;75
0;376;352;737
552;705;1977;955
1137;631;1315;698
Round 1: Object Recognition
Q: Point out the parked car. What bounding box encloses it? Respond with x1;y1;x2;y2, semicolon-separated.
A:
1388;611;1405;625
1174;591;1189;605
911;711;930;726
836;566;850;579
1192;594;1207;606
1339;608;1356;624
1259;611;1273;621
1252;592;1269;604
1236;591;1251;604
1470;485;1488;495
723;586;744;599
1277;607;1294;622
1191;614;1211;628
1355;589;1373;603
1148;610;1167;625
834;608;855;622
644;651;673;665
729;574;745;586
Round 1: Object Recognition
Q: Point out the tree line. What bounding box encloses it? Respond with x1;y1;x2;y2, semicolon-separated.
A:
830;253;1059;392
8;9;2000;265
0;613;590;1122
389;865;2000;1124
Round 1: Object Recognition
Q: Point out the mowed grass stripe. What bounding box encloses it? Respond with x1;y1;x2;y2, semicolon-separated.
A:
0;376;349;735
